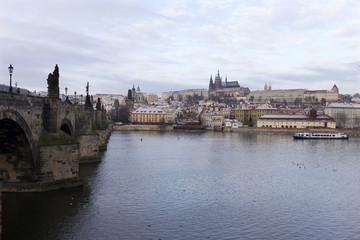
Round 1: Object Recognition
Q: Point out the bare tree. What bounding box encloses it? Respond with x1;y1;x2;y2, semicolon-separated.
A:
353;116;360;128
335;112;347;128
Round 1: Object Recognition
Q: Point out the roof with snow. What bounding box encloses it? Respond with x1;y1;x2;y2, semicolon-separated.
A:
132;107;166;114
326;102;360;108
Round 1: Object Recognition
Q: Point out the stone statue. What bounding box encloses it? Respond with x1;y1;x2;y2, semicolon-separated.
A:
96;98;102;111
47;64;60;99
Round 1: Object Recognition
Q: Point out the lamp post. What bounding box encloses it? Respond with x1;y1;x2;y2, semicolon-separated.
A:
74;91;77;104
80;94;83;105
8;64;13;93
65;87;68;97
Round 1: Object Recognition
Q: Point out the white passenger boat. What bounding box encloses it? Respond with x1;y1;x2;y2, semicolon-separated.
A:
293;132;349;140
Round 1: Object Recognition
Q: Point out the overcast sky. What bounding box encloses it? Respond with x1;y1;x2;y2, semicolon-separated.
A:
1;0;360;96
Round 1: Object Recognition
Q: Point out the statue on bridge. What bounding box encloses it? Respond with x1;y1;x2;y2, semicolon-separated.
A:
47;64;60;99
85;82;92;109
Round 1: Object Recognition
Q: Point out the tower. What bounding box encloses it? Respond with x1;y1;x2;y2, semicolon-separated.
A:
131;83;136;99
264;83;268;91
269;83;272;91
331;84;339;93
214;70;222;90
209;75;214;90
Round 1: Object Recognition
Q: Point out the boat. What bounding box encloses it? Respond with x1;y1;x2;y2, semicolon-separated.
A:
293;132;349;140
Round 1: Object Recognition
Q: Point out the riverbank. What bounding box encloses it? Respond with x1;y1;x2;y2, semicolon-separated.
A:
113;125;360;137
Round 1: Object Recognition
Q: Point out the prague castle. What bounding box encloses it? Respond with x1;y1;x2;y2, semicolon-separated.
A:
208;70;250;104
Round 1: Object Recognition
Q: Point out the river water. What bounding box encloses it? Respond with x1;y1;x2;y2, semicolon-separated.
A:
3;131;360;240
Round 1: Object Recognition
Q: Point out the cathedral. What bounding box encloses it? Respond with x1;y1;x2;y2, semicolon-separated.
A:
208;70;250;104
209;70;240;91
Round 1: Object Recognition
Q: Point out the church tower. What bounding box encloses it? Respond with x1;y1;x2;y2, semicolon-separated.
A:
131;83;136;99
209;75;214;90
214;70;222;90
264;82;268;91
269;83;272;91
331;84;339;93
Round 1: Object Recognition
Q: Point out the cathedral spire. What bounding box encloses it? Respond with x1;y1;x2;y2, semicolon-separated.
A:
209;74;214;90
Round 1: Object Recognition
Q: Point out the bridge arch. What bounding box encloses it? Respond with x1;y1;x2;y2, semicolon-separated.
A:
0;109;36;183
60;118;74;137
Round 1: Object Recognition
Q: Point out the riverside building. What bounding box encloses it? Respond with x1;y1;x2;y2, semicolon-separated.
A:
325;102;360;128
130;107;167;124
234;103;280;127
257;109;336;129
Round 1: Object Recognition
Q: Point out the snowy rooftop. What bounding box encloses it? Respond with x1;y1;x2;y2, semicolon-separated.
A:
259;114;334;121
326;102;360;108
256;104;278;110
132;107;166;114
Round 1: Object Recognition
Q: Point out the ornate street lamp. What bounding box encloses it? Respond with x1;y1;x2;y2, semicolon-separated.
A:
80;94;83;105
74;91;77;104
65;87;68;97
8;64;13;93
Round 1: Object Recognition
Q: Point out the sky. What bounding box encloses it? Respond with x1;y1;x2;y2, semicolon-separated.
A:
1;0;360;96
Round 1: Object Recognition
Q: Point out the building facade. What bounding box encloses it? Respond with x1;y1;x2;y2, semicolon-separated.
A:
257;110;336;129
130;107;167;124
211;115;224;130
247;89;305;104
234;104;280;126
325;102;360;128
303;85;339;103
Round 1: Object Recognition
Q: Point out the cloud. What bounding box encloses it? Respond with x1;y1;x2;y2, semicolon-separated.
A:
0;0;359;96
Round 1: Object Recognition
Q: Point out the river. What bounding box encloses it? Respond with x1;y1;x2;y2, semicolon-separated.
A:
3;131;360;240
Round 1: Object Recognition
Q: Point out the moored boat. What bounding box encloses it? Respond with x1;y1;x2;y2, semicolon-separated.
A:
293;132;349;140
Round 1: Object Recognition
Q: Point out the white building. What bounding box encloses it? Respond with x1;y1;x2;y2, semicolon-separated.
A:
163;107;181;123
325;103;360;128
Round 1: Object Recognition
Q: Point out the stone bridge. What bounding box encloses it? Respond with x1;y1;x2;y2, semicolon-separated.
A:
0;65;112;192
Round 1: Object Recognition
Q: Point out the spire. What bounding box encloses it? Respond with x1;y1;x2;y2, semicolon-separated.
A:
217;70;220;78
269;83;271;91
264;82;268;91
86;81;89;96
225;75;227;83
85;82;92;109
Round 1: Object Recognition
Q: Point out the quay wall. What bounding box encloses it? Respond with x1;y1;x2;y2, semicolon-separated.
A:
230;127;360;137
113;125;173;131
113;125;360;137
